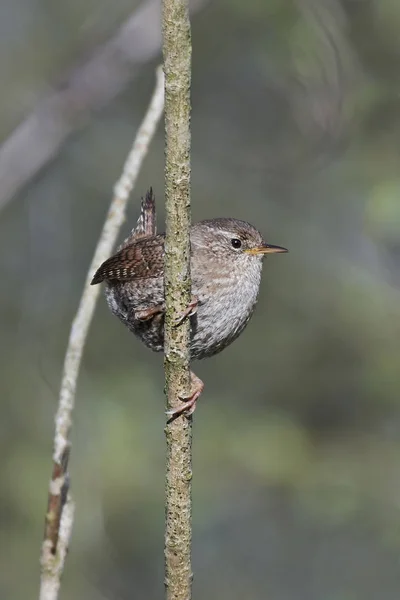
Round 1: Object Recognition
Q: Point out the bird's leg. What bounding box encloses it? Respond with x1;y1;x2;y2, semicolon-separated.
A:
136;304;165;321
136;297;197;325
166;371;204;419
173;296;198;327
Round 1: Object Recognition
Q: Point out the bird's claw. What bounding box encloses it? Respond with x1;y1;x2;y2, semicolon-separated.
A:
173;297;198;327
166;372;204;420
136;305;164;321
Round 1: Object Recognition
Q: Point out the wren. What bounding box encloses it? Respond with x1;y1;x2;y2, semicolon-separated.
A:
91;189;287;417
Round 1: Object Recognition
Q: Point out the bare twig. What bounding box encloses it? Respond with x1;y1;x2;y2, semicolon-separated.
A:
39;66;165;600
162;0;193;598
0;0;209;212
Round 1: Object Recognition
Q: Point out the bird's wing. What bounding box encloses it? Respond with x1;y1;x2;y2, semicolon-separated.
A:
91;235;165;284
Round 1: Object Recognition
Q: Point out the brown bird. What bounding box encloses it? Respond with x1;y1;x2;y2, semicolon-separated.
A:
91;189;287;417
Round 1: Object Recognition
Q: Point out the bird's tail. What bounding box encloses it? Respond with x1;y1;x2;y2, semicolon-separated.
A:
119;188;157;249
135;187;157;238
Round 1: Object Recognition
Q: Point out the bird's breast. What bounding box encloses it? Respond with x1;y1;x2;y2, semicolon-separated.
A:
190;267;261;359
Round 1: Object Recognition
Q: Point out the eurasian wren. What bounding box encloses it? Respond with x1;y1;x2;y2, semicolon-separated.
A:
91;189;287;417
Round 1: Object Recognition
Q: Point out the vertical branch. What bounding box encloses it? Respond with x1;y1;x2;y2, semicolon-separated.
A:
38;67;165;600
162;0;193;598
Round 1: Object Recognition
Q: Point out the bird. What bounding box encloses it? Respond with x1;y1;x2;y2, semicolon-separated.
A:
91;189;287;417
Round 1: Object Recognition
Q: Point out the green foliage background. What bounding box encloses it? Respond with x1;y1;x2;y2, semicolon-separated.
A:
1;0;400;598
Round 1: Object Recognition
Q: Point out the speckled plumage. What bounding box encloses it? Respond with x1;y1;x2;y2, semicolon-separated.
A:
91;189;287;363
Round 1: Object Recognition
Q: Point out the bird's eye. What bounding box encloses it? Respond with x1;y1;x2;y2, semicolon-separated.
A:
231;238;242;249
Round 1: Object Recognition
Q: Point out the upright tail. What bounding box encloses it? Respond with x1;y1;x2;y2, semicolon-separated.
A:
119;188;157;249
135;187;157;238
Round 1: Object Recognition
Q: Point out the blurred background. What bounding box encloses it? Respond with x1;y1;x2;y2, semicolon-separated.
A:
1;0;400;598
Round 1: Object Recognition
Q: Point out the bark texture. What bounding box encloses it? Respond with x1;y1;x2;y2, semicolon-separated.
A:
162;0;193;598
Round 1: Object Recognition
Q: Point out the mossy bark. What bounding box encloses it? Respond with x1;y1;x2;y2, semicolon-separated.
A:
162;0;193;599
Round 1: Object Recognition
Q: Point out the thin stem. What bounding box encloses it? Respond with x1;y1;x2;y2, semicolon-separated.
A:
162;0;193;597
39;66;165;600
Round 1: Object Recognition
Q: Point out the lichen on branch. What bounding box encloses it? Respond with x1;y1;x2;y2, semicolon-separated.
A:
162;0;193;598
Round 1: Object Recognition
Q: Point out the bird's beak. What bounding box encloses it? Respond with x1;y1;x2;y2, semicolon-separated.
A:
245;244;288;256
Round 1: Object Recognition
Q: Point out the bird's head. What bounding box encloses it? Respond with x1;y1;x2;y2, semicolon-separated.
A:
191;218;287;268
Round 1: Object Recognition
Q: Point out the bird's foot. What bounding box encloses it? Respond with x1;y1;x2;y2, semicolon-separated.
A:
166;372;204;419
136;304;165;321
173;297;198;327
